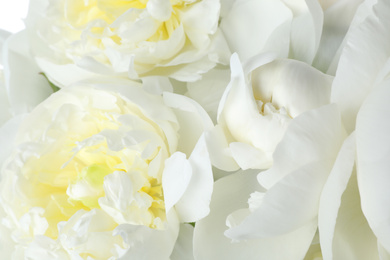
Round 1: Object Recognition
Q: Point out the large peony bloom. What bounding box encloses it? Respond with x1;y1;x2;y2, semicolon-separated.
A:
195;0;390;259
0;81;213;259
26;0;230;86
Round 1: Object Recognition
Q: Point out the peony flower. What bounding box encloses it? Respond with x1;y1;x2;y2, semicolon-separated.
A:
195;0;390;259
0;80;214;259
206;53;332;171
26;0;230;86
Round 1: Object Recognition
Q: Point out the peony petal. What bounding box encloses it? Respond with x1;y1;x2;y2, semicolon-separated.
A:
116;210;180;260
312;0;364;73
162;152;192;214
204;125;239;172
220;0;292;62
181;0;220;49
317;133;377;260
229;142;271;170
225;160;332;240
170;224;195;260
163;91;214;156
2;31;52;114
286;0;324;64
251;58;333;118
186;68;231;123
356;78;390;253
318;133;356;259
258;104;346;189
147;0;172;22
193;170;317;260
332;170;379;260
331;0;390;133
174;134;213;222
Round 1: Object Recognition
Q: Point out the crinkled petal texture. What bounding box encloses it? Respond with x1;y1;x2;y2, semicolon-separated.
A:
208;52;332;171
356;79;390;255
0;82;213;259
27;0;230;85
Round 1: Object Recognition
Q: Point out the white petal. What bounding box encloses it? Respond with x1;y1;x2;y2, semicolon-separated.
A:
287;0;323;64
163;92;214;156
317;132;377;260
186;68;231;123
2;31;52;114
356;78;390;252
229;142;271;170
312;0;364;73
170;224;195;260
147;0;172;21
193;170;317;260
251;59;333;118
181;0;220;49
204;125;239;172
220;0;292;62
258;104;346;189
0;114;24;170
331;0;390;133
116;210;179;260
332;170;379;260
162;152;192;213
225;160;331;240
174;134;213;222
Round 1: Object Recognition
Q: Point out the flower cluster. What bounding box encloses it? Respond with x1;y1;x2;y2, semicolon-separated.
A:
1;0;390;259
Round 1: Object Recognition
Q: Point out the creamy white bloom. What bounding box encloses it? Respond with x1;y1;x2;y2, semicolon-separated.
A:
317;0;390;258
194;0;390;260
206;53;332;171
0;81;213;259
27;0;230;86
220;0;364;73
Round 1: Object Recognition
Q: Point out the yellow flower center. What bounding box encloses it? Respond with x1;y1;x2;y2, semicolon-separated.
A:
64;0;197;42
4;91;168;239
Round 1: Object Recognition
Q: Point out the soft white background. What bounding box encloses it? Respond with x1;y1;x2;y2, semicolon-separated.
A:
0;0;29;33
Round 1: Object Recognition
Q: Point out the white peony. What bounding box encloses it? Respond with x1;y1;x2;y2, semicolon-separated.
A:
206;53;332;171
0;80;213;259
195;0;390;259
26;0;230;86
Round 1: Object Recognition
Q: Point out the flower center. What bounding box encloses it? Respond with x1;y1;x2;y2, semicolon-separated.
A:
64;0;198;43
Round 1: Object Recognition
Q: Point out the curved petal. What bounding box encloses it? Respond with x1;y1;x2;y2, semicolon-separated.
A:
251;59;333;118
258;104;346;189
318;133;356;260
285;0;324;64
331;0;390;133
225;160;331;240
170;224;195;260
356;78;390;253
193;170;317;260
312;0;364;73
3;31;52;114
220;0;292;62
162;152;192;214
174;134;213;222
163;92;214;156
117;210;180;260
